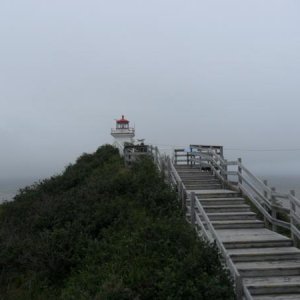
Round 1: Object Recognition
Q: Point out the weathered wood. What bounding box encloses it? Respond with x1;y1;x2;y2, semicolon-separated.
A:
181;182;186;211
190;192;196;226
263;179;269;226
240;176;271;208
241;164;272;194
290;190;297;246
271;187;278;232
152;144;300;299
193;194;242;295
238;158;242;186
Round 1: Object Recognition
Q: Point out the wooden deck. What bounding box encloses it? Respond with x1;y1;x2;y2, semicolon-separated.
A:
176;165;300;300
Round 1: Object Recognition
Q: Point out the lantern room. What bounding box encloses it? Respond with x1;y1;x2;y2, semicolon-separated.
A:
116;115;130;129
111;115;135;154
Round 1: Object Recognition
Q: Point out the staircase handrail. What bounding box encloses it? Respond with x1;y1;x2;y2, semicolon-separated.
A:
167;157;243;298
192;145;300;244
176;145;300;246
152;145;300;298
192;193;243;298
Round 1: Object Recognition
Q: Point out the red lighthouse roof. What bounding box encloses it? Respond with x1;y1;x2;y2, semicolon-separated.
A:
117;115;129;124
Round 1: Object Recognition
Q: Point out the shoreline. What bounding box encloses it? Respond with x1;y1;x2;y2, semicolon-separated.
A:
1;174;300;204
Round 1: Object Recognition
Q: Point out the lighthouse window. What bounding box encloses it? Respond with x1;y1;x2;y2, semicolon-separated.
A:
116;122;129;129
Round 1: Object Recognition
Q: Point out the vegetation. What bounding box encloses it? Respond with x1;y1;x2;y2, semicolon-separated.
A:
0;145;234;299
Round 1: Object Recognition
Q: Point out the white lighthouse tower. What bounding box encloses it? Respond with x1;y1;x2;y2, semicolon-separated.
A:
111;115;135;154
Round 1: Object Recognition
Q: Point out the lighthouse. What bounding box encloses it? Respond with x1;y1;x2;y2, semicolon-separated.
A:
111;115;135;154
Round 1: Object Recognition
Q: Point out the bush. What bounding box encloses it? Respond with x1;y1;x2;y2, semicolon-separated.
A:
0;145;234;299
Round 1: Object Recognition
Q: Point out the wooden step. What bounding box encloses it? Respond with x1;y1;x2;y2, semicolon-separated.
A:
203;204;251;213
217;228;293;249
206;211;257;221
211;220;265;229
180;175;216;180
177;165;300;299
251;294;300;300
185;182;222;186
200;197;246;206
194;189;241;198
182;179;220;184
224;239;293;249
177;170;213;175
228;247;300;262
236;260;300;277
187;185;223;190
244;276;300;295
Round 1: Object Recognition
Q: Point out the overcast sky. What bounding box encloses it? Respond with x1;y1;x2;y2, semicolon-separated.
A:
1;0;300;182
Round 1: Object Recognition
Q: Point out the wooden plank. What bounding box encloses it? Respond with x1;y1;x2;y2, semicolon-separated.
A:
240;163;272;194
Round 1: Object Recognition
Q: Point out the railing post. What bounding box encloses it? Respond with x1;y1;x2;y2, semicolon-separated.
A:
186;150;189;166
161;156;166;178
177;180;182;202
238;158;242;188
271;187;278;232
155;146;159;167
181;182;186;211
190;192;196;226
167;157;172;185
177;181;186;211
263;179;269;227
235;275;243;300
290;190;297;246
223;159;228;181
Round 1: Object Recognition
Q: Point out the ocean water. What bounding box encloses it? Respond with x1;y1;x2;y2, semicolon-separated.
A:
260;175;300;197
1;175;300;204
0;178;37;203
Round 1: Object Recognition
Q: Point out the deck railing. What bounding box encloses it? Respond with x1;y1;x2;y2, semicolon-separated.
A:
153;147;244;298
150;144;300;299
173;145;300;246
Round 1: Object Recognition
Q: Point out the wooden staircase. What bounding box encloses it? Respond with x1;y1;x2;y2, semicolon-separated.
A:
176;165;300;300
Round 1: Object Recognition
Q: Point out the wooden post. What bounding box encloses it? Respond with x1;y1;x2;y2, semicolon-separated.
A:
198;152;202;170
223;159;228;181
238;158;242;187
161;157;166;178
186;150;189;166
167;157;172;185
181;182;186;212
290;190;297;246
190;192;196;226
235;275;243;300
271;187;277;232
220;146;224;158
177;180;182;202
190;146;193;167
210;146;213;174
263;179;269;227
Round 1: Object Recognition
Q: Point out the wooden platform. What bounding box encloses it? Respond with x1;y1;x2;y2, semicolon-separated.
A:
176;165;300;300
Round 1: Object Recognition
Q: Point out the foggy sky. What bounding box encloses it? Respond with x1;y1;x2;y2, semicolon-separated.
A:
1;0;300;181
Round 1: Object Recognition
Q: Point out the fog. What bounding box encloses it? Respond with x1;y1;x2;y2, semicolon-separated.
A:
1;0;300;183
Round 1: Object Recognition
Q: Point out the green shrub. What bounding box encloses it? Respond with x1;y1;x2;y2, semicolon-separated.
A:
0;145;234;299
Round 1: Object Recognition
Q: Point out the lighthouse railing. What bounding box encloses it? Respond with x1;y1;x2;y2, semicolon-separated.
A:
111;128;135;134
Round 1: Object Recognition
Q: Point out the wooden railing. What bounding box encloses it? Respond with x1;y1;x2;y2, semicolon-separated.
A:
153;147;243;298
151;144;300;299
190;191;243;298
173;145;300;246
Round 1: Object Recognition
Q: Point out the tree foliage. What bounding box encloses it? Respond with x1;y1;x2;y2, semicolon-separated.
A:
0;145;234;299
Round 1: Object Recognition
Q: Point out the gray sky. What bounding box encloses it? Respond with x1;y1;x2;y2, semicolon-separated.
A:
1;0;300;182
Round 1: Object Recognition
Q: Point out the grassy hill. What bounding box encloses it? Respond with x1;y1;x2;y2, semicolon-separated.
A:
0;145;234;299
